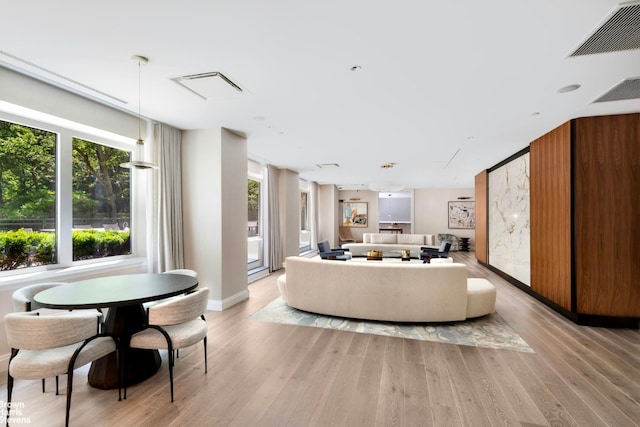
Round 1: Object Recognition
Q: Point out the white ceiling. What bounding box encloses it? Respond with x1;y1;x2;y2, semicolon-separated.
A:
1;0;639;189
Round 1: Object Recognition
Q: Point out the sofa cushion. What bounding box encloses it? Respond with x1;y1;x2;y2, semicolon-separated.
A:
370;234;397;244
397;234;424;245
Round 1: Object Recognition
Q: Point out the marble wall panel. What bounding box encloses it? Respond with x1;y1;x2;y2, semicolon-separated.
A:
488;152;530;286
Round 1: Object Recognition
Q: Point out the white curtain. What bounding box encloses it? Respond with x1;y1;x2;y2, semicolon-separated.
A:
267;165;283;272
155;123;184;272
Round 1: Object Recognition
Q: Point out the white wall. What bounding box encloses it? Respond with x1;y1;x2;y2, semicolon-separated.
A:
318;184;339;247
0;66;140;140
414;188;476;248
182;128;249;310
279;169;301;259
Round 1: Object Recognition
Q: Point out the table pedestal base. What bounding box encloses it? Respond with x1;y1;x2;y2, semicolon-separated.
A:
88;304;162;389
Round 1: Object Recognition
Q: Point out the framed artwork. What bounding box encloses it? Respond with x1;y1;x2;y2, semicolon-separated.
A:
342;202;368;227
448;201;475;229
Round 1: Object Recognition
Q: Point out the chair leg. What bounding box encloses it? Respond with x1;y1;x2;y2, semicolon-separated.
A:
56;375;59;395
116;348;121;401
168;345;175;402
65;371;74;427
42;378;45;393
6;374;13;427
122;348;127;400
203;337;208;374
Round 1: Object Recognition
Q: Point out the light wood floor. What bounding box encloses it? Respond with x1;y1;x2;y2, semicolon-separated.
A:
2;252;639;426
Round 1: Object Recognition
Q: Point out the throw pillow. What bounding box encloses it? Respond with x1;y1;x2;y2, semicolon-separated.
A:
370;234;397;244
397;234;425;245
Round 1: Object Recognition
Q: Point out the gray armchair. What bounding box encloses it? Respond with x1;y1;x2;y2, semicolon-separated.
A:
420;242;451;262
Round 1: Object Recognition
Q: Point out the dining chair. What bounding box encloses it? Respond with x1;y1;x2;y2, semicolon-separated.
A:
158;269;199;360
4;311;121;427
11;282;104;395
13;282;104;330
163;268;198;277
12;282;66;313
126;287;209;402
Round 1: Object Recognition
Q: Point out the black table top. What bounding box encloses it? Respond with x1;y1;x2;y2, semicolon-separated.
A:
33;273;199;309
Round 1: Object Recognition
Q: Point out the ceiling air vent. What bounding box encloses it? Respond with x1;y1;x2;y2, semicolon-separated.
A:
593;77;640;102
172;72;243;100
570;1;640;56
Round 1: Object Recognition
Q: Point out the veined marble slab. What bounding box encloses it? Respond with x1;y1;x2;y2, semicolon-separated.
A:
488;152;531;286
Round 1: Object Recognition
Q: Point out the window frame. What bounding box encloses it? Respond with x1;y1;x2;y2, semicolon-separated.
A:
0;111;137;276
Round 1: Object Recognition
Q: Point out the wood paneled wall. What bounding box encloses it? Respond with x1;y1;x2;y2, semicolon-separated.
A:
474;171;488;263
573;114;640;317
530;122;572;311
483;113;640;324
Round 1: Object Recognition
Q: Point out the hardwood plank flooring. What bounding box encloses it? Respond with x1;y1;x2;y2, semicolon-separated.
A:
1;251;638;426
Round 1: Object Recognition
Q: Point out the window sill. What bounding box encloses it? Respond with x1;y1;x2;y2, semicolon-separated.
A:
0;257;148;291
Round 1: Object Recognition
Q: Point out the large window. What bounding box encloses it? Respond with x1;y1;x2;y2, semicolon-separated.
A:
0;118;133;272
0;120;57;270
72;138;131;260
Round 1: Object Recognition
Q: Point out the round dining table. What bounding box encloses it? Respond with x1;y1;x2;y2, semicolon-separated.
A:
34;273;199;389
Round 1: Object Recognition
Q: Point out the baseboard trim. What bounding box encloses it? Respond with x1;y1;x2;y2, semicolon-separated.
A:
478;260;640;329
207;289;250;311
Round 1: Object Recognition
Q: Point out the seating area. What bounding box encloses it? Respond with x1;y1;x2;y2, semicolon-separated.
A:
341;232;439;258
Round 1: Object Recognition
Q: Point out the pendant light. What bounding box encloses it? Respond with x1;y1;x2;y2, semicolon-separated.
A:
120;55;158;170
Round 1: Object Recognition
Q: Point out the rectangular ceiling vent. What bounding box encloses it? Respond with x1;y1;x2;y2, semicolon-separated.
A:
172;72;243;100
570;2;640;56
593;77;640;102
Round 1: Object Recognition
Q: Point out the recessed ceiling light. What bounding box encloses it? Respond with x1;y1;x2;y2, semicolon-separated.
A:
350;65;362;71
558;84;581;93
380;162;396;169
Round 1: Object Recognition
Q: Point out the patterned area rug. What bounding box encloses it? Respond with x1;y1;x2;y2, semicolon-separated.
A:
250;297;534;353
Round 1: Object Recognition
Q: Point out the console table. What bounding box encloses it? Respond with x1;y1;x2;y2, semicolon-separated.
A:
379;227;403;233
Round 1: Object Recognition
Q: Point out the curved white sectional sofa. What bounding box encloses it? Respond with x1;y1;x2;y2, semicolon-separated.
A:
277;256;496;322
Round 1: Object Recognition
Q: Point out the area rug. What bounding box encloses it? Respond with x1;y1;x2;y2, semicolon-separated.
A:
250;297;534;353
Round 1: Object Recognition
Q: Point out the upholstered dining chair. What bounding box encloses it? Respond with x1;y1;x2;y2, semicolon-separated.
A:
4;311;120;427
11;282;103;395
158;269;199;360
126;287;209;402
11;282;67;395
12;282;66;313
163;268;198;277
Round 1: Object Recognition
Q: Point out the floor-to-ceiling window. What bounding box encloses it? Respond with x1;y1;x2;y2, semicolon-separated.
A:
248;160;268;278
299;180;311;253
247;177;263;270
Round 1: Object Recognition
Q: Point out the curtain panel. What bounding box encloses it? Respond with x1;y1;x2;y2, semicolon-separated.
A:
155;123;184;272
